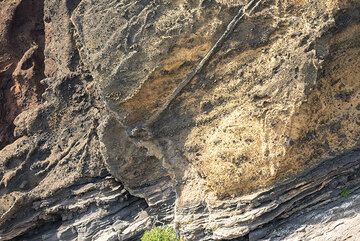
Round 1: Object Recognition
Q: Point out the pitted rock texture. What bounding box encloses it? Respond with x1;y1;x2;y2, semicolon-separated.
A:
0;0;359;240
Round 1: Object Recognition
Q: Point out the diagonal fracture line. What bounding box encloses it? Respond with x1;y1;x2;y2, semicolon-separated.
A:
145;0;264;127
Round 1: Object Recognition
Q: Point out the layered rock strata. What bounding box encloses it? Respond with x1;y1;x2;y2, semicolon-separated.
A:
0;0;359;240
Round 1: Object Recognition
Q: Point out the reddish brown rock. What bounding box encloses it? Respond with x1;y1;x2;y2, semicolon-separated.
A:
0;0;45;149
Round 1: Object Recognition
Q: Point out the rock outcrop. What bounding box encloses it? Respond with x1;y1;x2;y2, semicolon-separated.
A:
0;0;359;240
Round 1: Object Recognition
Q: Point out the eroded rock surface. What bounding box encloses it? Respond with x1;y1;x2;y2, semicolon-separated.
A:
0;0;359;240
0;0;46;149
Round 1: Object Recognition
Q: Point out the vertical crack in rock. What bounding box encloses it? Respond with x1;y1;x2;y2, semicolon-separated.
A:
0;1;155;240
66;0;83;72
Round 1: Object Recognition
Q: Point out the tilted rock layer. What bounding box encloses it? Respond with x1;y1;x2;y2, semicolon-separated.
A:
0;0;359;240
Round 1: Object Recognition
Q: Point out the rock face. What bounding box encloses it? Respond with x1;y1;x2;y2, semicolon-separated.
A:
0;0;46;149
0;0;359;240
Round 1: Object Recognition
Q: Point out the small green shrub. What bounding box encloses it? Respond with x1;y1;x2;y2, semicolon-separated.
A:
340;189;352;198
141;226;180;241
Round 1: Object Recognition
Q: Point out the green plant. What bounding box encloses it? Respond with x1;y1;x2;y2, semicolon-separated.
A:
340;189;352;198
141;226;180;241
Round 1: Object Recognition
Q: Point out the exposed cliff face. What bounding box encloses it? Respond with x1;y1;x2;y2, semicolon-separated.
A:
0;0;359;240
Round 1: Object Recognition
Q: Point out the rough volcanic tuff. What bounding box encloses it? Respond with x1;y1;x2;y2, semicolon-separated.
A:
0;0;359;240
